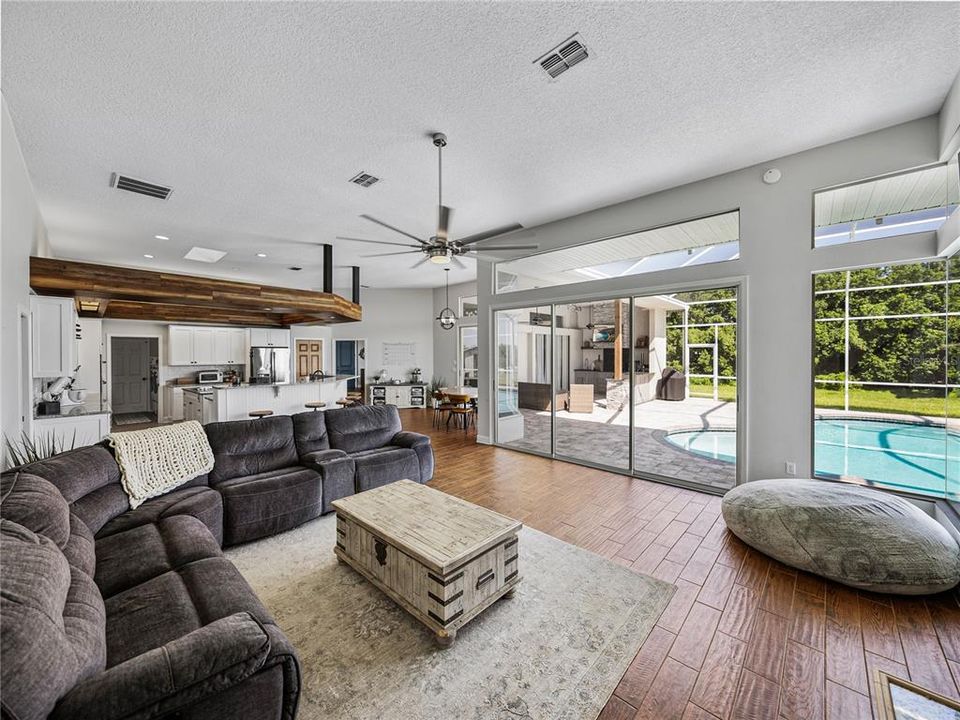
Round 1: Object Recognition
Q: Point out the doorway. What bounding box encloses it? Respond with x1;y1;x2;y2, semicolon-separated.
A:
111;337;158;427
335;339;366;393
295;338;323;381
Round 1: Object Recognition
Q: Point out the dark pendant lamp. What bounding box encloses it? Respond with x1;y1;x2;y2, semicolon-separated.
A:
437;268;457;330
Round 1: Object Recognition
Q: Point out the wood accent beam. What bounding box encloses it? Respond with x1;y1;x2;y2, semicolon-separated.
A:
31;257;362;326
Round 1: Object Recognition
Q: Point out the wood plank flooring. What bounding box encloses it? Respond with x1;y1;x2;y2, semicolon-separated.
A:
405;409;960;720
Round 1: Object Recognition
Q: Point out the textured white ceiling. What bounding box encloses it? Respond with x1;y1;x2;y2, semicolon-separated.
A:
3;1;959;290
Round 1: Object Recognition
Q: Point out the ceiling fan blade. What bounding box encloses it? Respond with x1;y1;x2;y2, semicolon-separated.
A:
411;256;430;269
360;215;429;245
436;205;452;241
361;250;424;258
336;236;420;248
471;244;539;251
457;223;524;246
450;254;466;270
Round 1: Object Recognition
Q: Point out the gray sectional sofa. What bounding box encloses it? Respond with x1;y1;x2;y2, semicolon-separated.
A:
0;404;433;720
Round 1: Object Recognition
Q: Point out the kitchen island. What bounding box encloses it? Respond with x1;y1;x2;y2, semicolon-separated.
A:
206;375;357;423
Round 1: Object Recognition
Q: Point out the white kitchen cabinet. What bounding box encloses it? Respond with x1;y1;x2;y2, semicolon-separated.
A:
191;328;215;364
201;394;216;424
249;328;290;348
168;326;196;366
164;386;185;422
31;296;78;378
33;413;110;448
182;391;203;423
220;328;246;364
230;328;247;364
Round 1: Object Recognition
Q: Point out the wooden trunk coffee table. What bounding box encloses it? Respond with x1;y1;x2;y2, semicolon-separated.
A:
332;479;521;647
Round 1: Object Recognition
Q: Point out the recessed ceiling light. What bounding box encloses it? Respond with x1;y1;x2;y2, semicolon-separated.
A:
256;253;267;258
154;234;169;240
184;247;227;263
143;254;154;259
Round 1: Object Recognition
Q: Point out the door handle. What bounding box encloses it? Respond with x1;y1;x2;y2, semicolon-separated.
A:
476;569;495;589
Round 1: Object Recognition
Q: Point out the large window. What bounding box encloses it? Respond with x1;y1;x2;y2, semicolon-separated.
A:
813;258;959;500
813;164;958;248
495;211;739;294
459;326;478;388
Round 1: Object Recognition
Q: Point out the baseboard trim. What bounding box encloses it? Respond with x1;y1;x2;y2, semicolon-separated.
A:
476;435;491;445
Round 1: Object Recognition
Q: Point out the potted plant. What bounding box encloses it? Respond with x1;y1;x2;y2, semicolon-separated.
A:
429;376;448;407
3;430;77;470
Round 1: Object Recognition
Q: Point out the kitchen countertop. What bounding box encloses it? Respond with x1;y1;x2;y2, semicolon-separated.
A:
212;375;358;390
35;403;110;419
369;381;428;386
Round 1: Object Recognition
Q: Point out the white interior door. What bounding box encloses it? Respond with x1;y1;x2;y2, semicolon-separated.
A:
112;338;150;413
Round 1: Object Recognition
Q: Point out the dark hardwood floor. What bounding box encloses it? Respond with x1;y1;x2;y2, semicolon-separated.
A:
403;408;960;720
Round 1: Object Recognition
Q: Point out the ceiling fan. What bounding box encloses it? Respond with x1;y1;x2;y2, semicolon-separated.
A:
337;133;538;269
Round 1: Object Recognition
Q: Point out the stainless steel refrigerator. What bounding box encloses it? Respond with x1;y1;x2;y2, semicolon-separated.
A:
250;347;291;384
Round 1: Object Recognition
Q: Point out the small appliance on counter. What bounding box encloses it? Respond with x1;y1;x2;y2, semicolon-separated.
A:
196;370;223;385
410;368;422;384
37;365;83;415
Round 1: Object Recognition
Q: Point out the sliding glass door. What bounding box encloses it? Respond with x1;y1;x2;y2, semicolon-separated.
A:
494;287;741;491
553;299;632;470
632;287;738;489
495;306;553;455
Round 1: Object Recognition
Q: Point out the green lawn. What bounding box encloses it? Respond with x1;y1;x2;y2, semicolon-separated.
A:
814;385;960;418
689;380;738;402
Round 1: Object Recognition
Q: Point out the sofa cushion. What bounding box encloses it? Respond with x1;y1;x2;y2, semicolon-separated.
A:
0;470;71;547
95;515;224;598
0;519;106;720
325;405;402;454
298;453;356;514
291;410;332;456
216;467;322;546
352;447;420;493
15;445;127;534
104;556;273;667
205;416;300;484
721;479;960;594
96;485;224;546
63;513;97;577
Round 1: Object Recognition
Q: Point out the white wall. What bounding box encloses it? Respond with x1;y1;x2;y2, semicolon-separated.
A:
478;115;943;478
293;287;435;384
939;69;960;160
1;96;48;444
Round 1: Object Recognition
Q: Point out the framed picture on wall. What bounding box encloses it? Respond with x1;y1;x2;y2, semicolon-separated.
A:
592;325;616;343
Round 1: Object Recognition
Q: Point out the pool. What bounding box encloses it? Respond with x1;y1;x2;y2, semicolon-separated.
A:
664;419;960;497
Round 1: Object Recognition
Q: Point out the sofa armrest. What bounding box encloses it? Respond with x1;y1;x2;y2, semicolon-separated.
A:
391;431;431;449
51;613;271;720
301;448;349;465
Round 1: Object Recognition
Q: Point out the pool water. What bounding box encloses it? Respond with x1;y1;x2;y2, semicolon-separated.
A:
665;419;960;498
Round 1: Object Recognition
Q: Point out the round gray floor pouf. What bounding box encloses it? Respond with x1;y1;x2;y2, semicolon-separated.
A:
721;479;960;595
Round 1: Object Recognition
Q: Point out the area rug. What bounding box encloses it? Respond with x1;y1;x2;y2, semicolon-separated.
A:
111;412;156;426
226;514;674;720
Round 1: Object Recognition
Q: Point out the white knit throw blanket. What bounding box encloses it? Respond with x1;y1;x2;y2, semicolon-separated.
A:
108;421;215;509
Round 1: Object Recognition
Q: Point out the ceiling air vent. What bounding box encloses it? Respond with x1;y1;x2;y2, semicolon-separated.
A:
536;34;588;80
349;171;380;188
289;266;303;271
109;172;172;200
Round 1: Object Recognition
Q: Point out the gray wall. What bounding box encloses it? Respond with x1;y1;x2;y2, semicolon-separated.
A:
477;115;943;482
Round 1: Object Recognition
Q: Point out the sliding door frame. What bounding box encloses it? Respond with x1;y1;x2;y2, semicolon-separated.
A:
491;275;748;493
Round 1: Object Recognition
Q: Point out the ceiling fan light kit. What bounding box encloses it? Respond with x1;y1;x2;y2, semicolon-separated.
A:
336;132;537;272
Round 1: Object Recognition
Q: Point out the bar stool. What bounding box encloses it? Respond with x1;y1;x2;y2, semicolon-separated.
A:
304;401;326;411
335;399;352;408
249;410;273;419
